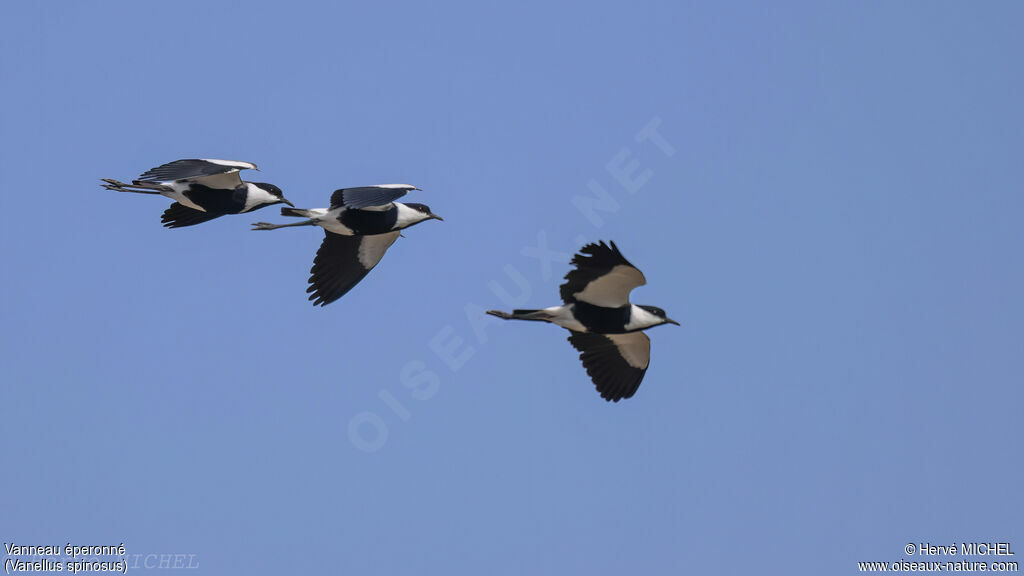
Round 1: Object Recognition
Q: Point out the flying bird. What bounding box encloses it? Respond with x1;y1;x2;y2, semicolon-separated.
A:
252;184;442;306
487;241;678;402
101;158;292;228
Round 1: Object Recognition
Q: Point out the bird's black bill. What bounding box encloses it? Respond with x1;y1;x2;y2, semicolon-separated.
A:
282;199;295;207
665;318;680;326
430;214;444;221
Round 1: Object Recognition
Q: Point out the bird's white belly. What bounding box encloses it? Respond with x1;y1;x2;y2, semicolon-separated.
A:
317;211;355;235
545;305;588;332
161;183;204;211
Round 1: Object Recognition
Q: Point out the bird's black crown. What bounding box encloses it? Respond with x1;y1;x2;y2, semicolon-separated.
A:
253;182;286;199
404;202;435;215
639;305;669;318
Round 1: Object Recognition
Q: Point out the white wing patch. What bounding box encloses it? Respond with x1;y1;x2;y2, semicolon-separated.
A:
193;171;244;190
572;264;646;307
607;332;651;370
201;159;257;171
357;232;401;269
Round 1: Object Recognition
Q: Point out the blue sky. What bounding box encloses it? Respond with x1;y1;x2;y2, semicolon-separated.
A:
2;2;1022;574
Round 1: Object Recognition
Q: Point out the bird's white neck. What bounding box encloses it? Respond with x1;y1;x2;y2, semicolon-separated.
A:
393;203;431;229
243;183;277;211
624;305;665;331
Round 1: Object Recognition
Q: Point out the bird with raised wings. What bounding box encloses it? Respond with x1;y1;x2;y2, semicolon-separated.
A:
252;184;442;306
487;241;678;402
101;158;292;228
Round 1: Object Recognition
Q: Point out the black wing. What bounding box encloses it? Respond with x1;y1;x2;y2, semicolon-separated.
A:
306;231;400;306
161;203;223;228
329;186;412;209
567;331;651;402
136;159;256;183
559;240;646;307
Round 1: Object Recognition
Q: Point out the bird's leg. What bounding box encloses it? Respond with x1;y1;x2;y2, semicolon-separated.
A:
251;220;316;231
485;309;553;322
100;179;167;194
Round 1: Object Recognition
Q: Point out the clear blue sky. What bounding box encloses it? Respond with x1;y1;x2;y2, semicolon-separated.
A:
2;2;1022;574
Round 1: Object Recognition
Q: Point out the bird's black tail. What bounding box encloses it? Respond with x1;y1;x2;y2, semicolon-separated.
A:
486;309;551;322
281;207;318;218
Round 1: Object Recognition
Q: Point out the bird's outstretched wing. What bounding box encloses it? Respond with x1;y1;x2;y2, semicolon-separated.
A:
559;241;646;307
307;231;400;306
329;186;414;210
567;331;650;402
136;159;256;189
161;202;223;228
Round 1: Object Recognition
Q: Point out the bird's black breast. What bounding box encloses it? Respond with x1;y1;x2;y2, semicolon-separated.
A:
572;301;632;334
183;184;247;214
338;206;398;235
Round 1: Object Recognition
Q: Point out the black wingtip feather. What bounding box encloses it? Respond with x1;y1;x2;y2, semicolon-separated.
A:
559;240;638;304
570;240;632;270
160;203;222;228
567;331;648;402
303;233;398;307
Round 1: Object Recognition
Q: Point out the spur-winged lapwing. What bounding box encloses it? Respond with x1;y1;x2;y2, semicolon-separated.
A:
487;241;678;402
101;158;292;228
252;184;442;306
